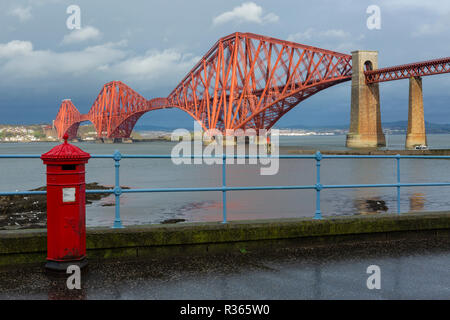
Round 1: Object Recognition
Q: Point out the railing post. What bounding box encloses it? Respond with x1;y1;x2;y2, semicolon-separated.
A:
314;151;323;220
222;153;227;224
113;150;124;228
396;154;401;214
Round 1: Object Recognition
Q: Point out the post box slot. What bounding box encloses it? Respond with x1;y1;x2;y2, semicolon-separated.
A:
62;164;76;171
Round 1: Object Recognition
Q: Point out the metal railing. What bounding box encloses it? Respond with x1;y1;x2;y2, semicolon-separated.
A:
2;151;450;228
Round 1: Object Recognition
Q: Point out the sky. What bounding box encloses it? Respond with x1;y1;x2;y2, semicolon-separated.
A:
0;0;449;129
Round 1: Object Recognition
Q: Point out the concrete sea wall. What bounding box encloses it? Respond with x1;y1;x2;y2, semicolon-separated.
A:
0;211;449;267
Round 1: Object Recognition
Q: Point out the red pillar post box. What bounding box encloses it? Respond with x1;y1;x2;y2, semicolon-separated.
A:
41;134;91;271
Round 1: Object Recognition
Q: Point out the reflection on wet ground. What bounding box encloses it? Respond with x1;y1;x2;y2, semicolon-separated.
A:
1;237;449;300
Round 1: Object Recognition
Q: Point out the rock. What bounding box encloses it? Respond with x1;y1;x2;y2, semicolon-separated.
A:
161;218;186;224
0;182;130;230
101;203;115;207
365;199;388;212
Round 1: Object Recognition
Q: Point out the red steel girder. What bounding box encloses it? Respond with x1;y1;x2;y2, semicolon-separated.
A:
55;82;172;139
53;33;450;140
87;81;150;138
167;32;353;132
54;99;82;139
55;32;353;139
365;57;450;83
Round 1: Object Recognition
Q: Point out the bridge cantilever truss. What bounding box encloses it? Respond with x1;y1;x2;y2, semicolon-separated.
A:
86;81;172;139
167;32;353;132
55;82;172;139
54;32;353;139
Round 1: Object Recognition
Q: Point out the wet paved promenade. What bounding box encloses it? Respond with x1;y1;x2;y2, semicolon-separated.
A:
0;238;449;300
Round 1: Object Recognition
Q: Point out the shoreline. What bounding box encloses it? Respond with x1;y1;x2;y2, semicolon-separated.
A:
0;183;129;230
279;146;450;156
3;140;450;155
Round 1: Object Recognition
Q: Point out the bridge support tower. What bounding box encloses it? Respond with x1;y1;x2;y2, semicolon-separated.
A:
405;76;427;149
346;51;386;148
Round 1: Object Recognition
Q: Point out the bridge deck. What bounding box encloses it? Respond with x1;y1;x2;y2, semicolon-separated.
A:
365;57;450;83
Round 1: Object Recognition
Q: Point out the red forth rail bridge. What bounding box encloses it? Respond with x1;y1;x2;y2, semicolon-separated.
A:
54;32;450;149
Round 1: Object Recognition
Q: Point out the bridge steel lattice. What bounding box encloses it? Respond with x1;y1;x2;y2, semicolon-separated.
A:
365;57;450;83
54;82;172;139
54;32;450;141
54;32;353;139
166;33;353;132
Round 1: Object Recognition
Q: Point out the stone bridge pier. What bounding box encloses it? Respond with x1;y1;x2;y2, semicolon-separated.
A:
346;51;386;148
406;76;427;149
346;51;427;149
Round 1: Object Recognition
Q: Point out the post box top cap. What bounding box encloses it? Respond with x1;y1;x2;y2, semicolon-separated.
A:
41;134;90;162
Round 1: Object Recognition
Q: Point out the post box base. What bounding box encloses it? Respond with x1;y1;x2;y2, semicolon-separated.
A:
45;257;88;272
